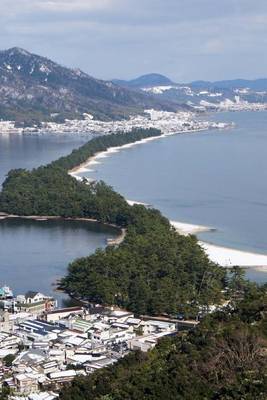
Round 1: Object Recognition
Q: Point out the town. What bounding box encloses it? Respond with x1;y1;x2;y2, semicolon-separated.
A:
0;110;231;136
199;95;267;112
0;284;202;400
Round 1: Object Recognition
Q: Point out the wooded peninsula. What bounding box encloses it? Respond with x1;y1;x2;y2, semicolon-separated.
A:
0;128;225;316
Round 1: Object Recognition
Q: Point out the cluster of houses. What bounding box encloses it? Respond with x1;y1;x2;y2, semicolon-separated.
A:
0;109;230;136
0;288;57;315
0;287;177;399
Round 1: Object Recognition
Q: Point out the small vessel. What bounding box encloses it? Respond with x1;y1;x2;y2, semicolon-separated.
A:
0;285;14;299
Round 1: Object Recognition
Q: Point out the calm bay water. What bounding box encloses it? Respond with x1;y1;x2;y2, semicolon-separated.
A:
0;133;117;303
0;218;117;305
79;111;267;283
0;133;88;185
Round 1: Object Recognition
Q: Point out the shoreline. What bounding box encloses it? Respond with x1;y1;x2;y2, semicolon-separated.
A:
171;221;267;270
170;220;214;235
68;132;267;273
68;128;212;178
198;241;267;270
11;213;265;272
0;213;125;246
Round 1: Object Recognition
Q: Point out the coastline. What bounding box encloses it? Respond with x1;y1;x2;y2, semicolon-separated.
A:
170;220;214;235
171;221;267;270
68;128;212;178
68;131;267;273
0;213;125;246
199;241;267;270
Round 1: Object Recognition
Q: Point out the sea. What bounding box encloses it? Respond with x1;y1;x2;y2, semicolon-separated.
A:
0;111;266;302
78;111;267;284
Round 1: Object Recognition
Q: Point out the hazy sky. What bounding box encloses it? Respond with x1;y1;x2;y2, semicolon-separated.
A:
1;0;267;82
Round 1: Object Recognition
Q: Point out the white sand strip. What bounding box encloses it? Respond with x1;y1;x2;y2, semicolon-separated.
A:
94;153;108;159
171;220;212;235
70;132;180;178
88;160;101;166
199;241;267;269
126;199;150;207
171;220;267;269
70;128;219;179
75;166;90;173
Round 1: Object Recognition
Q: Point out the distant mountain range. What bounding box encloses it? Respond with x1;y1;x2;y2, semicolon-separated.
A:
113;74;267;108
1;47;266;126
0;48;179;126
113;73;174;88
189;78;267;91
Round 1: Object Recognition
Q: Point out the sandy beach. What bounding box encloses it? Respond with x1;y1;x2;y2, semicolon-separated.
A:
69;130;201;179
170;220;267;269
68;132;267;273
126;199;150;207
128;206;267;269
199;241;267;270
170;220;213;235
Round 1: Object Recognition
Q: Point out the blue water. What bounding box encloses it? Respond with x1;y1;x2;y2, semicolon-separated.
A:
79;111;267;283
0;133;116;303
0;133;88;185
0;218;117;304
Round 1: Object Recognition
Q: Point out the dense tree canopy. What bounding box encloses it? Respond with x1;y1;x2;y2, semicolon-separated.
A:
61;207;225;315
0;128;161;224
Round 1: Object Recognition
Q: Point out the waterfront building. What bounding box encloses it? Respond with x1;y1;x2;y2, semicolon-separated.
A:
16;292;57;315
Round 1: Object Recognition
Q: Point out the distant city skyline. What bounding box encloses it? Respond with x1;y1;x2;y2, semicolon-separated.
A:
1;0;267;82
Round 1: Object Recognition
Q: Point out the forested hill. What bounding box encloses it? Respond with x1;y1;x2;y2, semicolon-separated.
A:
60;284;267;400
0;128;161;224
0;128;226;316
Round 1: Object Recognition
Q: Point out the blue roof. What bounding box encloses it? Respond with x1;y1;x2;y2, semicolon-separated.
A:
19;320;64;335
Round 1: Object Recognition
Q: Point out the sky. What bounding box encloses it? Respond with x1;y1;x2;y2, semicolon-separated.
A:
1;0;267;82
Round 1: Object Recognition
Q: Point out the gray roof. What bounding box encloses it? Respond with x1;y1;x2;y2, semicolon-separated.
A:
25;291;39;299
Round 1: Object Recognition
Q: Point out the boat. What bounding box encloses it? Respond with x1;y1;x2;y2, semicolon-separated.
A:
0;285;14;299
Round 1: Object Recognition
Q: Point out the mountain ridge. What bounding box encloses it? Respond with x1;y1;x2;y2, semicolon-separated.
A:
113;73;174;88
114;72;267;90
0;48;180;125
113;73;267;107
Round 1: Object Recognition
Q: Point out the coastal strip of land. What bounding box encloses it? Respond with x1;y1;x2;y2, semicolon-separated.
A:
68;124;231;179
170;220;213;235
69;134;267;272
199;241;267;270
69;131;181;178
170;221;267;269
